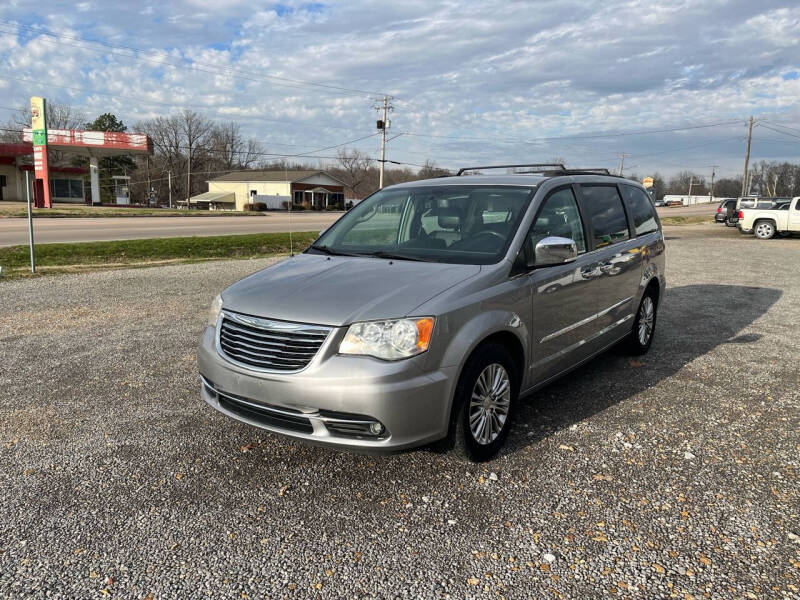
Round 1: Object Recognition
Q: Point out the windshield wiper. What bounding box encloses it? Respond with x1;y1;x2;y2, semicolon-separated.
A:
309;244;362;257
367;250;436;262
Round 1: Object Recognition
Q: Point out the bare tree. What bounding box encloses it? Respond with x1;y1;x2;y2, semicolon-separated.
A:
179;110;212;202
417;160;450;179
333;149;373;198
208;122;263;172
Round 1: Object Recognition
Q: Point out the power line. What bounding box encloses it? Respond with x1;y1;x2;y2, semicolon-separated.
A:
403;120;742;144
756;123;800;140
762;121;800;135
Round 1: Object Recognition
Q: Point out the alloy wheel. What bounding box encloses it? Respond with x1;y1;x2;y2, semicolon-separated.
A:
638;296;655;346
755;222;774;239
469;363;511;445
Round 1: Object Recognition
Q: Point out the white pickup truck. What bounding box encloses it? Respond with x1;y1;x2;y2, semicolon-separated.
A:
738;196;800;239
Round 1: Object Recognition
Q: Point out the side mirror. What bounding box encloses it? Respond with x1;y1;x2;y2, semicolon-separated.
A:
529;236;578;268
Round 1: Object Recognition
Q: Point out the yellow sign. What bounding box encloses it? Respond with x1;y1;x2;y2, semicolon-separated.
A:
643;176;654;188
30;96;47;146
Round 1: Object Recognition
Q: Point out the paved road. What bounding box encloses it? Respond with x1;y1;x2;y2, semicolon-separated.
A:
0;204;718;246
656;203;717;217
1;225;798;598
0;213;342;246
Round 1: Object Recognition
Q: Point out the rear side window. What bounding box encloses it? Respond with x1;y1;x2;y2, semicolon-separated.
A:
579;185;630;248
620;185;659;236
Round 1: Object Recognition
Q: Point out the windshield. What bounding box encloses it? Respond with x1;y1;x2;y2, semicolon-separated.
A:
308;185;535;264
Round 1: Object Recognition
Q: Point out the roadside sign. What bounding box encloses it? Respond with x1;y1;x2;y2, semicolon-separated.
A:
643;176;654;188
30;96;52;208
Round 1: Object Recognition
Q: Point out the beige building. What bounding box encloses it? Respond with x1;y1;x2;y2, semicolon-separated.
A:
191;170;346;211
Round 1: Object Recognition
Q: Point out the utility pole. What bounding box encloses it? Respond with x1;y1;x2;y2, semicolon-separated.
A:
168;170;172;208
186;146;192;210
376;96;393;189
617;153;631;176
710;165;717;202
146;155;151;205
688;176;694;205
740;115;754;199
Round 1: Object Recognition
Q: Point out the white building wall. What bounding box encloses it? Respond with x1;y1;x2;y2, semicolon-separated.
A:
208;181;292;210
663;194;712;206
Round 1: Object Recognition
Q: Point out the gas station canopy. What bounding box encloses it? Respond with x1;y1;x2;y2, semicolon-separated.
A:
22;128;153;156
21;124;153;207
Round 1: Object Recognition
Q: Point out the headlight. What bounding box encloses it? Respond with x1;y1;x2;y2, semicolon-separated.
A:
339;317;434;360
207;294;223;327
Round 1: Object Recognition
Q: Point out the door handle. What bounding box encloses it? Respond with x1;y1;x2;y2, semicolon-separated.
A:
599;261;615;273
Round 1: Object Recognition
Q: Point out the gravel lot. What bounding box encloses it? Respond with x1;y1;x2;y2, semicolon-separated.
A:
1;224;798;599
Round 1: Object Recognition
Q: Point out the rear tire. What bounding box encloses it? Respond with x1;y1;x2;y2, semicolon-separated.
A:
754;221;775;240
627;288;658;355
450;343;518;462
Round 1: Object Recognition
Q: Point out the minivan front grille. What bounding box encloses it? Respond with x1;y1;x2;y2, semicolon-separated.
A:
217;311;331;372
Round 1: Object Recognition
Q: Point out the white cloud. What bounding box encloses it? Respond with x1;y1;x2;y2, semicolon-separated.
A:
0;1;797;177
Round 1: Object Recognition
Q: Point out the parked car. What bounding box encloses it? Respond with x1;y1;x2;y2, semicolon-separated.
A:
198;166;666;461
714;198;739;226
737;196;800;239
654;199;666;207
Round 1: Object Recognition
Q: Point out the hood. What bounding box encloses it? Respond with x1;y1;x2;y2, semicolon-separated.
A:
221;253;481;326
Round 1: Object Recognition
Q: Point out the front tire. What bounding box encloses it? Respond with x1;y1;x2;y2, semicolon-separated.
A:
754;221;775;240
451;343;518;462
627;289;658;355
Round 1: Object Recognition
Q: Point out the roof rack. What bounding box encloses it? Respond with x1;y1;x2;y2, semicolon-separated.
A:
456;163;564;176
456;164;620;177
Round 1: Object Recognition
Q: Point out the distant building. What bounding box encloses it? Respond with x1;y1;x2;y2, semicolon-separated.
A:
0;143;87;203
662;194;712;206
191;170;346;211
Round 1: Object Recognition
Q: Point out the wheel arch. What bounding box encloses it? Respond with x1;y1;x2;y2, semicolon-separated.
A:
438;314;528;441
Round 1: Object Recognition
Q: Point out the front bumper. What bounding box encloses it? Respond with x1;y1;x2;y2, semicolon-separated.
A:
197;326;456;451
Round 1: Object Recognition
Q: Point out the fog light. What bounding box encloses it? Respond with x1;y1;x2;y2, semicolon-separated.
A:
369;422;384;435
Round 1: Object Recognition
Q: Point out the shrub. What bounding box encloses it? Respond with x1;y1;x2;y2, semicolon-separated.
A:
253;202;267;211
290;203;306;211
243;203;255;211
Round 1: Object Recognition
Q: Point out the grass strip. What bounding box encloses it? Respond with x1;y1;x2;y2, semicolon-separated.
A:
659;216;714;226
0;231;318;280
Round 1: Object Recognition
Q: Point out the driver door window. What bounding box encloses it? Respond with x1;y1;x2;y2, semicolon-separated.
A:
528;187;586;253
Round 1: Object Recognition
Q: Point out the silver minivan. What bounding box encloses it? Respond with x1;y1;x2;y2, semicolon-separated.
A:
198;165;665;461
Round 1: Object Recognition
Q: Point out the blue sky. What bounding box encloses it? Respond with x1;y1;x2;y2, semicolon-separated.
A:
0;0;798;179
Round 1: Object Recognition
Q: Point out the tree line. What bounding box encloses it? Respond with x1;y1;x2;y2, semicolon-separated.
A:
628;161;800;200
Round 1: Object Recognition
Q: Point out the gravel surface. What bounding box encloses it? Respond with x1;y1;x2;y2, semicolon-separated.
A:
1;224;798;599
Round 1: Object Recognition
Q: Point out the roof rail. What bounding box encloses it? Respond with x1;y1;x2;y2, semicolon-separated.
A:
558;168;616;176
456;164;622;177
456;163;565;176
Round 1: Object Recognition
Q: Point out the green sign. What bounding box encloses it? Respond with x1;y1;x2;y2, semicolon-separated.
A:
32;129;47;146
